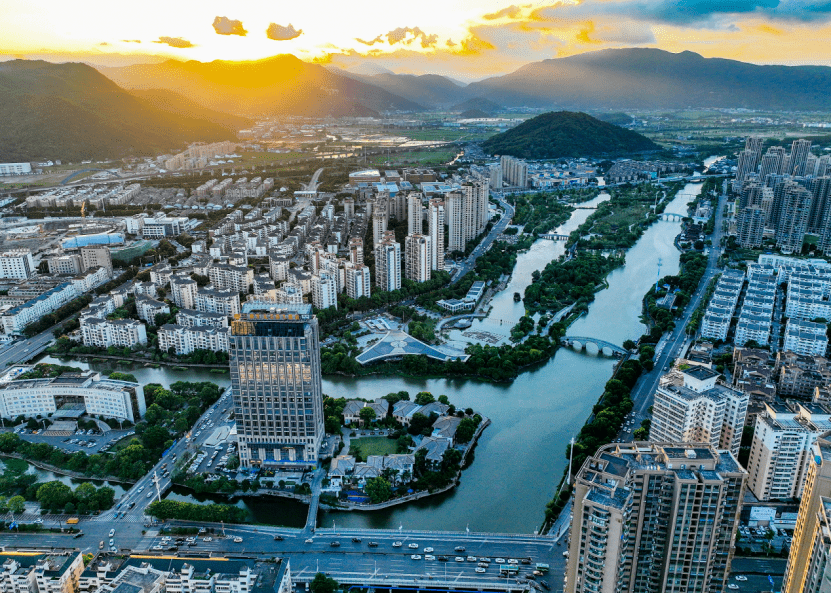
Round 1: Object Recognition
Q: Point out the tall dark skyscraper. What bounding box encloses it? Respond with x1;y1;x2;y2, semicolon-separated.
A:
229;302;324;469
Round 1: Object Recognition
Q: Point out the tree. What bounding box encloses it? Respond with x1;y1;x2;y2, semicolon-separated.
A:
36;481;72;512
7;496;25;515
364;477;393;504
310;573;339;593
358;407;377;426
455;418;477;444
226;455;240;470
415;392;435;405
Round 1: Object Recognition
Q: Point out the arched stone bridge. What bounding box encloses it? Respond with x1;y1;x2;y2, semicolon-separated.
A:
561;336;628;356
657;212;686;221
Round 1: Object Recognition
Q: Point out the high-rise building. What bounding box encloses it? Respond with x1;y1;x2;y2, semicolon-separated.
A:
489;164;502;190
311;272;337;310
735;149;757;183
775;183;813;253
650;365;748;458
736;206;766;248
80;246;113;277
348;237;364;267
790;139;813;177
407;193;423;236
464;180;490;240
0;249;35;280
344;263;371;299
428;199;445;272
759;150;784;185
374;232;401;292
808;177;831;235
783;319;829;357
372;202;389;247
566;442;746;593
343;198;355;220
47;254;83;276
783;431;831;593
445;191;465;252
501;156;528;187
747;402;831;502
404;234;431;283
229;302;325;469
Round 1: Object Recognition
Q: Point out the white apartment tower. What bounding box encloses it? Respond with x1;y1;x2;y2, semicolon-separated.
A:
374;232;401;292
650;365;749;458
428;199;445;271
348;237;364;267
407;193;423;236
405;234;432;283
344;263;371;300
311;272;338;310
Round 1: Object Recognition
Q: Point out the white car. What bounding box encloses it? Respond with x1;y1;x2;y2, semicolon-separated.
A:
33;519;43;525
507;558;519;564
305;538;314;544
410;554;422;560
475;567;486;573
109;529;115;537
424;547;434;553
203;537;212;542
735;576;748;582
233;537;243;543
495;558;506;564
392;541;402;547
151;545;163;551
455;557;465;562
727;585;739;590
109;539;114;547
408;543;419;549
425;555;436;561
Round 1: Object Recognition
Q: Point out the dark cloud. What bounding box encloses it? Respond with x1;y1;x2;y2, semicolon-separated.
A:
357;26;439;48
153;36;194;48
536;0;831;26
121;39;142;43
212;16;247;36
266;23;303;41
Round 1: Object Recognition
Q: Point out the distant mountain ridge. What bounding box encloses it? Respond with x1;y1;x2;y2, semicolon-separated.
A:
100;55;425;117
129;89;253;133
465;48;831;110
0;60;237;162
481;111;659;159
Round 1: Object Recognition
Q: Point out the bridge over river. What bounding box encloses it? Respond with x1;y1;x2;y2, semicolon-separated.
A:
561;335;628;356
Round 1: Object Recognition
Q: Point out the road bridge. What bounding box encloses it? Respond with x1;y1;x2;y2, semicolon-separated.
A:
561;336;628;356
60;169;122;185
540;233;569;241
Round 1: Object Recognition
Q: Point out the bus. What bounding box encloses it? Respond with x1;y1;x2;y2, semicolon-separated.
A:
499;565;519;576
535;563;550;574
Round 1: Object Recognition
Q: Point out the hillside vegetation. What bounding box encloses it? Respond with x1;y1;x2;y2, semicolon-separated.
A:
482;111;659;159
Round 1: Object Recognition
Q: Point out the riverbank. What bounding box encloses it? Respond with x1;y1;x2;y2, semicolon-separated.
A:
43;350;229;371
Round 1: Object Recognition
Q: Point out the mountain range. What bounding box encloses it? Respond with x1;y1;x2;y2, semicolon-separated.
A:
0;60;237;162
9;48;831;161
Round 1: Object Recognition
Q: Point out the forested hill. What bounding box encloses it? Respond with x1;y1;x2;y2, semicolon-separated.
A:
481;111;659;159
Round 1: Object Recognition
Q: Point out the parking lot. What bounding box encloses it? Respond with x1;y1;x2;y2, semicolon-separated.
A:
8;426;134;455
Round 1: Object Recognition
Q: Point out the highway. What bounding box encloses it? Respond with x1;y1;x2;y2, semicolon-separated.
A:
0;322;65;369
453;193;515;282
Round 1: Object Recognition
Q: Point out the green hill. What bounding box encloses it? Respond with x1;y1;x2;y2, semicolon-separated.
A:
0;60;238;162
481;111;659;159
129;89;253;133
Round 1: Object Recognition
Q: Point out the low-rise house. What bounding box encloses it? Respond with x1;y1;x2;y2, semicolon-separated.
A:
415;435;452;468
432;415;462;441
342;399;389;425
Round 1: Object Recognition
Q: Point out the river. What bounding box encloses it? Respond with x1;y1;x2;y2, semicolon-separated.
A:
38;180;704;533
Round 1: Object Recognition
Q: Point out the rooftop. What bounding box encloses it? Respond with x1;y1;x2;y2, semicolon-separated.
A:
355;330;470;365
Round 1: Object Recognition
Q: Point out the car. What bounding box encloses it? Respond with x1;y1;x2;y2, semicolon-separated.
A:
520;559;531;565
330;541;340;547
305;538;314;544
198;528;206;534
203;537;212;542
508;558;519;564
735;576;748;582
411;554;422;560
425;555;436;561
455;557;465;562
351;537;362;543
478;562;490;568
146;492;153;499
368;542;378;547
408;543;419;549
438;556;449;562
233;537;243;543
475;567;486;574
166;546;177;551
495;558;506;564
424;547;434;553
33;519;43;525
467;556;477;562
109;539;114;547
99;541;104;549
109;546;117;553
274;535;284;541
727;585;739;590
480;557;491;563
392;541;403;547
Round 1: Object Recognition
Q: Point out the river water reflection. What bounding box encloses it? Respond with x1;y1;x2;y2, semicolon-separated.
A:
38;181;703;531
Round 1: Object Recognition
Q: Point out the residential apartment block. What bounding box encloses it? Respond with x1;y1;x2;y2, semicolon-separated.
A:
158;323;230;355
701;270;744;341
0;249;35;280
650;365;748;458
374;232;401;292
81;318;147;349
405;234;431;283
784;319;828;357
566;443;746;593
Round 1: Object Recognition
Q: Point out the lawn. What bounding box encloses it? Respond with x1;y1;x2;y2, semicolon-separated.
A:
370;149;456;166
349;436;398;457
237;151;307;165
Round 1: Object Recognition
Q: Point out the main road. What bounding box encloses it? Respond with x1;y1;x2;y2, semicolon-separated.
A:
627;190;727;424
453;193;515;282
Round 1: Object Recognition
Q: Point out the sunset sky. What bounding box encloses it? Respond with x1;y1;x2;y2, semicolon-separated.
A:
3;0;831;80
